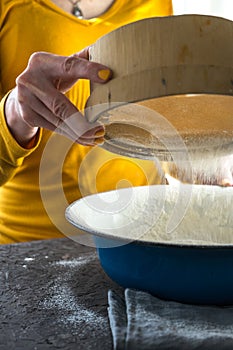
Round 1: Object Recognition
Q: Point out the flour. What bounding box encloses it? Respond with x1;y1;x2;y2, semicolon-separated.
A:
53;255;95;268
24;257;35;262
165;151;233;186
111;184;233;246
42;277;105;326
40;253;107;330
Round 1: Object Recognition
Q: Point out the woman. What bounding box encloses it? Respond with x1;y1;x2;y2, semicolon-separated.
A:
0;0;173;243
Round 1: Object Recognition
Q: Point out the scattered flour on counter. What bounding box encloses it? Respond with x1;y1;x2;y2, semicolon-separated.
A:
24;257;35;262
40;253;106;329
53;255;96;268
42;279;105;326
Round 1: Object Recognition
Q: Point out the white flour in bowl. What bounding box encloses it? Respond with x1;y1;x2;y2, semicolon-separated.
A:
97;184;233;246
67;184;233;246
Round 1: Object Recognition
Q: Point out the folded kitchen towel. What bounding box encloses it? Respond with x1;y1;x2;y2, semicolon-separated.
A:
108;289;233;350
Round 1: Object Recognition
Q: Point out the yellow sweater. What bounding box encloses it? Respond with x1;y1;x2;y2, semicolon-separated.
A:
0;0;173;244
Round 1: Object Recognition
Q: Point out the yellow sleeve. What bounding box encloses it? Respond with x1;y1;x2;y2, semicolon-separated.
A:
0;92;42;185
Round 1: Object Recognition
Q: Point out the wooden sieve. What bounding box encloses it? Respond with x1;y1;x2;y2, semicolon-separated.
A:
85;15;233;161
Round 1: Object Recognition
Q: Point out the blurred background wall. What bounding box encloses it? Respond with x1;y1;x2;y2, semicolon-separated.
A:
173;0;233;20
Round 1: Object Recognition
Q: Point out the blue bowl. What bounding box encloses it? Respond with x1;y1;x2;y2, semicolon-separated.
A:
65;185;233;305
95;236;233;305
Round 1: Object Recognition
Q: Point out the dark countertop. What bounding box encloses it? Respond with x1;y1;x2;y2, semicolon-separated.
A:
0;238;123;350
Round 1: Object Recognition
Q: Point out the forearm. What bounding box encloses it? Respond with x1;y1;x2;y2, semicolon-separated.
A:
0;92;41;186
5;89;39;149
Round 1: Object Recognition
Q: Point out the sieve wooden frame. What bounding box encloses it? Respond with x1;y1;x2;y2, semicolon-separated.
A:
85;15;233;160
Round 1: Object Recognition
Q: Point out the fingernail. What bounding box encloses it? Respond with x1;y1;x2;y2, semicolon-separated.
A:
98;69;111;81
94;129;105;137
95;137;105;145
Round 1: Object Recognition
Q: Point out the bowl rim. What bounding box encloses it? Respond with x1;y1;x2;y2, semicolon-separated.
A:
66;206;233;250
65;184;233;250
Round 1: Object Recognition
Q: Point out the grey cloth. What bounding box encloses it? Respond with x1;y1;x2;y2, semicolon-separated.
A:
108;289;233;350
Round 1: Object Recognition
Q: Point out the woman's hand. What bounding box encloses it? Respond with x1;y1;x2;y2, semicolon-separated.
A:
5;48;112;148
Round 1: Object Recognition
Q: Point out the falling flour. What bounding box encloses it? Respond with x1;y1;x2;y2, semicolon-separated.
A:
163;151;233;186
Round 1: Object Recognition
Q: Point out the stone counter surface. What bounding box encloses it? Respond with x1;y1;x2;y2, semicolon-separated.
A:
0;238;123;350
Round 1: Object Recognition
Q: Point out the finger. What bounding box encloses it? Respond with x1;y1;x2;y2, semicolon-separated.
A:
30;52;112;84
65;47;112;92
18;86;105;143
75;47;90;60
16;84;82;140
63;111;105;139
18;103;80;142
20;77;104;135
19;106;101;146
77;135;105;146
62;55;112;82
